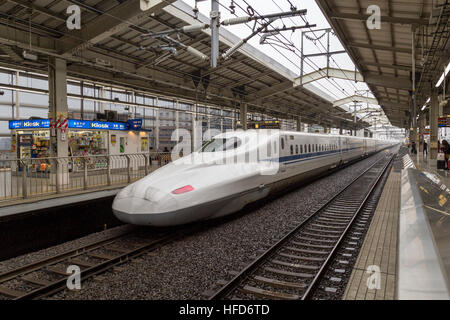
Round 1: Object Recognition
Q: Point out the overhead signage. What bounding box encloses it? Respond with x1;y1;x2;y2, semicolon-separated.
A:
127;119;143;130
10;119;128;131
9;119;50;129
438;117;450;127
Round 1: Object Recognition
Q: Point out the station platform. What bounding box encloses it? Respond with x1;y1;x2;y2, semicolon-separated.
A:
343;167;400;300
343;151;450;300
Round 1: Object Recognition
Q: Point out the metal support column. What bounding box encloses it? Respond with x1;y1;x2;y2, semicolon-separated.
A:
155;99;160;152
411;27;417;149
15;71;20;119
430;88;439;160
210;0;220;68
240;103;247;130
419;116;425;153
297;116;302;132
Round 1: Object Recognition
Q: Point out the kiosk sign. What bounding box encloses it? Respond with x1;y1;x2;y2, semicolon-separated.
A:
9;119;50;129
10;119;129;131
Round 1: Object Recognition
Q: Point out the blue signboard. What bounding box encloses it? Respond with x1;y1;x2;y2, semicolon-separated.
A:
10;119;129;131
68;119;90;129
9;120;23;129
127;119;143;130
9;119;50;129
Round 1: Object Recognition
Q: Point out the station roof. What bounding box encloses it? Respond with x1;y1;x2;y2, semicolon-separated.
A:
0;0;368;130
316;0;450;129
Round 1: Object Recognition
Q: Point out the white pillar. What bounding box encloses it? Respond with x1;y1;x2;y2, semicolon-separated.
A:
48;57;69;186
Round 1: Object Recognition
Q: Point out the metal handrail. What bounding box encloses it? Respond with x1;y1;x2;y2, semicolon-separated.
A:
0;152;173;202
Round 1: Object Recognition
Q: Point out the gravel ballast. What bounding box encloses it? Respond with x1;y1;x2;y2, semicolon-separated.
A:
0;150;393;300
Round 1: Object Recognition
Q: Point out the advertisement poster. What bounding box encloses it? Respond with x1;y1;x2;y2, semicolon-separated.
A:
120;137;125;153
141;137;148;152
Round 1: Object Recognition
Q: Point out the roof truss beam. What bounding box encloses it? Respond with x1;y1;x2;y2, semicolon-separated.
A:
294;67;363;87
333;95;379;107
330;12;428;26
58;0;176;54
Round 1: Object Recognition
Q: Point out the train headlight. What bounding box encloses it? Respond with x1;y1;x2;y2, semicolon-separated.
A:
171;185;194;195
116;184;134;199
145;187;169;202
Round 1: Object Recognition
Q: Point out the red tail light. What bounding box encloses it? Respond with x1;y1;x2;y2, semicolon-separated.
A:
171;185;194;194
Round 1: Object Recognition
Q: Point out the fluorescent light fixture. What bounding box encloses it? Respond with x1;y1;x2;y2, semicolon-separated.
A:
436;62;450;87
421;97;431;111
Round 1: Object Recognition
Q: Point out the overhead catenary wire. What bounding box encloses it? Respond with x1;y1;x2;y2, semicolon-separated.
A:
228;0;348;98
269;0;384;124
254;0;359;96
214;1;343;97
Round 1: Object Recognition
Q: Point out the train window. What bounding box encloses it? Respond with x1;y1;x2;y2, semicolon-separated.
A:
300;145;303;153
295;145;299;154
308;144;311;153
200;137;242;152
289;135;294;140
281;138;285;150
290;145;294;155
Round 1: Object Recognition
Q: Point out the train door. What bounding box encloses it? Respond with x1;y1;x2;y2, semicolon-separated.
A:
280;135;287;172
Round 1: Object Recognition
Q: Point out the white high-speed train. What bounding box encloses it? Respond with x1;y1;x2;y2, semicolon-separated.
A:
113;130;397;226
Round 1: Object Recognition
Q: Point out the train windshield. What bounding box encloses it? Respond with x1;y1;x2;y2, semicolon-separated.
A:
200;137;242;152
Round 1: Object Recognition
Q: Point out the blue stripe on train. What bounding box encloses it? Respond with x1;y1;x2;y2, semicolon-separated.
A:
279;147;362;164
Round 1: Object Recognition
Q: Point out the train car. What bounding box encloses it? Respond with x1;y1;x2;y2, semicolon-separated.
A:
112;130;397;226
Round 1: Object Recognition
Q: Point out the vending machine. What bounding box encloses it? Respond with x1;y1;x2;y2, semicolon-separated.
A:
17;134;32;171
18;134;32;159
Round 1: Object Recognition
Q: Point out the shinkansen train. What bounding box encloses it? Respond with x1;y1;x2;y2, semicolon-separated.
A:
112;130;397;226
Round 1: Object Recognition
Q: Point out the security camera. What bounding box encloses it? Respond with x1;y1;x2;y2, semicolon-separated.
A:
0;90;4;96
22;50;38;61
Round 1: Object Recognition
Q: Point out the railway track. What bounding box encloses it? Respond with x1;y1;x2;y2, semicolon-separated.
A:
0;149;395;300
209;151;395;300
0;225;188;300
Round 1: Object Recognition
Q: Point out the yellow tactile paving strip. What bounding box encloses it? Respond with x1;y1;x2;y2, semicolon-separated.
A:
342;169;401;300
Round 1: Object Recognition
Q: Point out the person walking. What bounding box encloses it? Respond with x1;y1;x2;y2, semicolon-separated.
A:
423;141;428;157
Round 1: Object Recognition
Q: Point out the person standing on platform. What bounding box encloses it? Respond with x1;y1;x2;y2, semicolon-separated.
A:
423;141;428;157
411;141;417;154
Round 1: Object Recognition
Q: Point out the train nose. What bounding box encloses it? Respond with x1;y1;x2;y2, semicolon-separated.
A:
112;185;181;225
112;197;154;224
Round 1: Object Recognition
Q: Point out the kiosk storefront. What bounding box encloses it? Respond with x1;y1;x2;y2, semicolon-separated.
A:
9;119;150;160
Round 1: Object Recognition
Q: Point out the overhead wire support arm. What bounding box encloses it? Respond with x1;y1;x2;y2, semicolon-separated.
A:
221;9;307;26
140;33;209;62
222;9;309;60
140;24;209;38
261;23;317;34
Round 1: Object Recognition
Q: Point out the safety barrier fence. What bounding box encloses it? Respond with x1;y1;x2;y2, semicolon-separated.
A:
0;153;173;203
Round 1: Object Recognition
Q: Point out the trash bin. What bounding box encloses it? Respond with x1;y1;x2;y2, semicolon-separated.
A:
437;152;446;170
